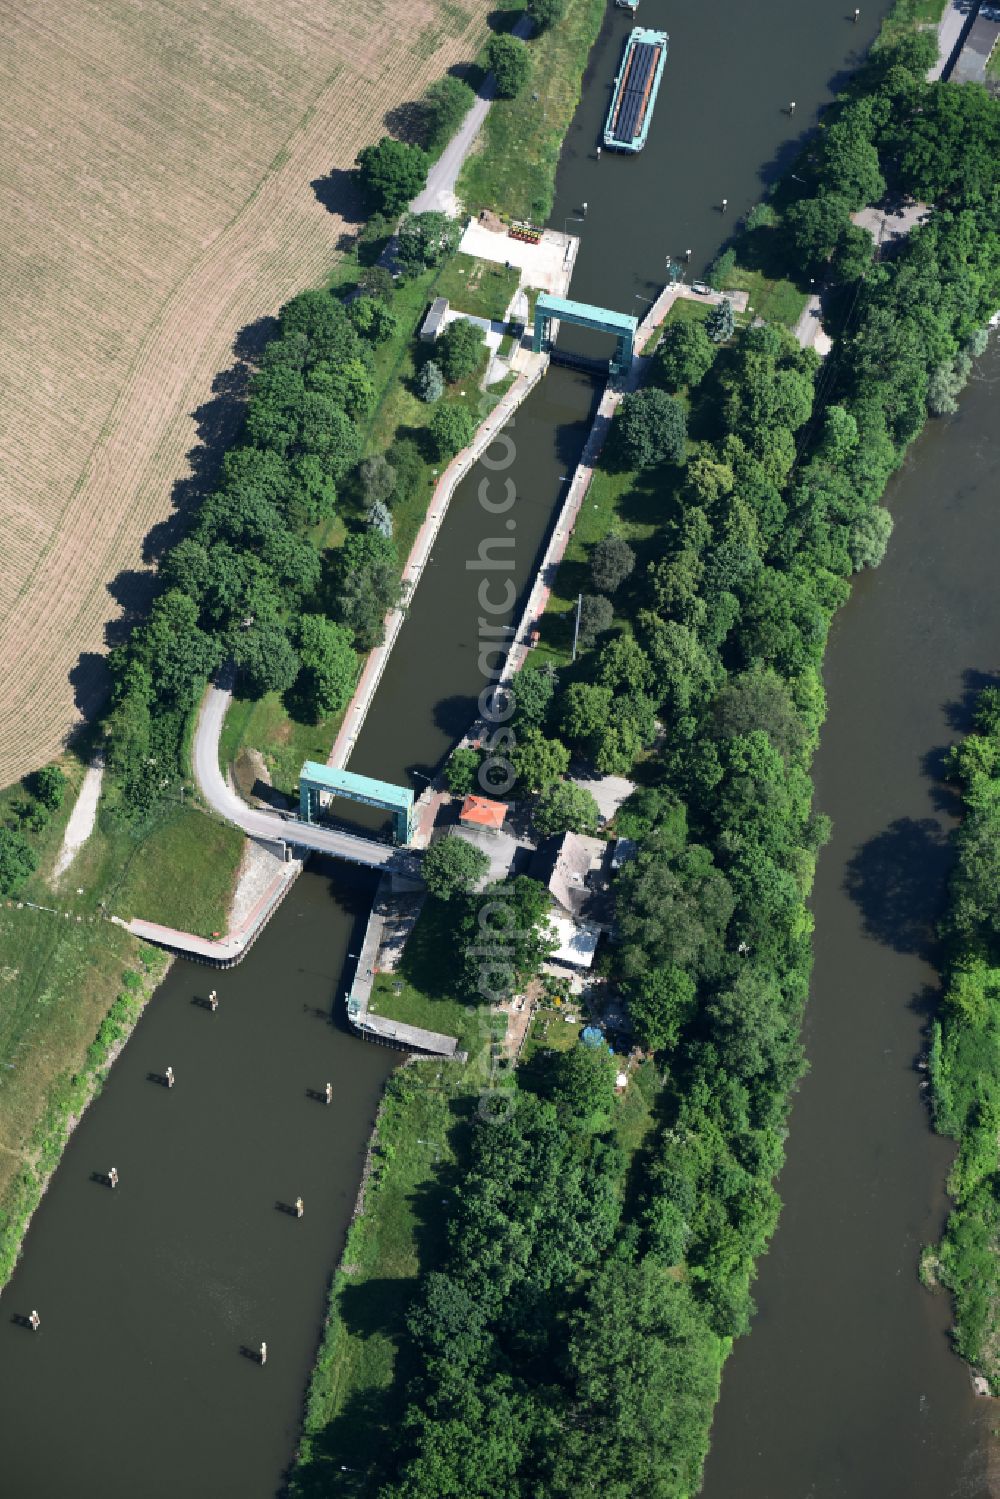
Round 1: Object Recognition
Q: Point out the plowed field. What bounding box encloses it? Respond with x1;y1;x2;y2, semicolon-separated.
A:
0;0;489;785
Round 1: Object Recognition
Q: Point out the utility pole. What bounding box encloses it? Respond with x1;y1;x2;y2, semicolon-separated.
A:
571;593;583;663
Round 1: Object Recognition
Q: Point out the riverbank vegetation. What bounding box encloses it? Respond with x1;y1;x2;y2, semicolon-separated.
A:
292;10;1000;1492
926;688;1000;1387
458;0;605;221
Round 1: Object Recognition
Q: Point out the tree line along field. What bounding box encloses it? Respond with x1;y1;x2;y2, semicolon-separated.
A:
0;0;491;788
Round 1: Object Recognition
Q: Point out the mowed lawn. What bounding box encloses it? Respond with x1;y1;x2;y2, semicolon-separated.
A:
0;0;492;788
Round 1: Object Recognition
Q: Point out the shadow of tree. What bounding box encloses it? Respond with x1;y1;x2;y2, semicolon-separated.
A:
104;568;159;648
433;692;479;740
69;652;112;725
384;100;433;147
842;816;952;958
310;166;365;222
943;668;1000;734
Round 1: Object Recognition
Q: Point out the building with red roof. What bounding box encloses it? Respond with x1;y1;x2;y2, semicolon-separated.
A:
459;795;506;834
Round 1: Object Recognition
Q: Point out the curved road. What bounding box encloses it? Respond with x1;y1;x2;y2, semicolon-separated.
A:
193;675;409;871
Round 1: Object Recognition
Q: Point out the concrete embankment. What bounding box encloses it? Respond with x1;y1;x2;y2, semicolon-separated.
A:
344;874;461;1057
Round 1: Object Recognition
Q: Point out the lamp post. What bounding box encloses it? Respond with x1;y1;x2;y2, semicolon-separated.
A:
571;593;583;663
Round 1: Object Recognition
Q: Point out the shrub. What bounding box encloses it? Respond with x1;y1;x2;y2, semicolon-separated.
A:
33;765;67;810
397;211;463;274
387;437;425;508
437;319;484;383
527;0;565;30
0;828;37;897
430;403;476;460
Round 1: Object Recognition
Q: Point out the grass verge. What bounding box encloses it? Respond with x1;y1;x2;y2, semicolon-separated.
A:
458;0;606;221
368;897;484;1054
0;747;245;1281
720;265;808;328
0;947;167;1287
290;1061;466;1497
433;253;520;321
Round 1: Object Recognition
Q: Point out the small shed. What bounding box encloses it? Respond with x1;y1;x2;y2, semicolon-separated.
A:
420;296;449;343
459;794;506;834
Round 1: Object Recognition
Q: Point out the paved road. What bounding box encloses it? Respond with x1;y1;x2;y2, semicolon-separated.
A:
192;673;406;871
929;0;976;79
410;14;533;218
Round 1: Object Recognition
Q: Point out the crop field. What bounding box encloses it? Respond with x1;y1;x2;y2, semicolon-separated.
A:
0;0;490;788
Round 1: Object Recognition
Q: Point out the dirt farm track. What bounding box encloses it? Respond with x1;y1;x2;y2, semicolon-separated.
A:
0;0;489;787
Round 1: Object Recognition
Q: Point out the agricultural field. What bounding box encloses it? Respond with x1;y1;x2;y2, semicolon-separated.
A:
0;0;491;788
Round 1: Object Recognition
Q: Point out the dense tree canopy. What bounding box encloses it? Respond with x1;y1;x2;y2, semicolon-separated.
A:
487;35;530;98
355;137;430;215
533;780;600;838
616;388;687;468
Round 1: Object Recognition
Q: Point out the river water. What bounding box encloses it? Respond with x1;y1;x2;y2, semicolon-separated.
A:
700;346;1000;1499
2;2;992;1493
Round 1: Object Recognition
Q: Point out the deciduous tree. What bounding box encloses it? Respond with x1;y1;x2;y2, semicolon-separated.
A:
533;781;600;837
355;137;430;216
423;834;490;899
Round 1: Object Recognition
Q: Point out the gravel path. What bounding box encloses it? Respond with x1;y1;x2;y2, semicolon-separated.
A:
52;754;104;881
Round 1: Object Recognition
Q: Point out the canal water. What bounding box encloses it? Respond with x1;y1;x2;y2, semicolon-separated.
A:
0;862;393;1498
4;1;993;1493
0;362;599;1497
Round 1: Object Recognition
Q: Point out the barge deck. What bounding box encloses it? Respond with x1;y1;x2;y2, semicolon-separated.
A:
604;27;667;152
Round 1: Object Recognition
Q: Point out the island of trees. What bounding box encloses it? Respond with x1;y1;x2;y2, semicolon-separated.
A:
289;20;1000;1497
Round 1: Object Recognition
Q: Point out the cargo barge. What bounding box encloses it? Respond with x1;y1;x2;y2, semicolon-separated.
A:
603;27;667;152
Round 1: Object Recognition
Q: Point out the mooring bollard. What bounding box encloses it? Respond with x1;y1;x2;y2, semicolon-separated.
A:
295;1196;304;1219
259;1341;267;1366
109;1167;119;1189
165;1066;175;1089
29;1310;40;1332
325;1082;333;1106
